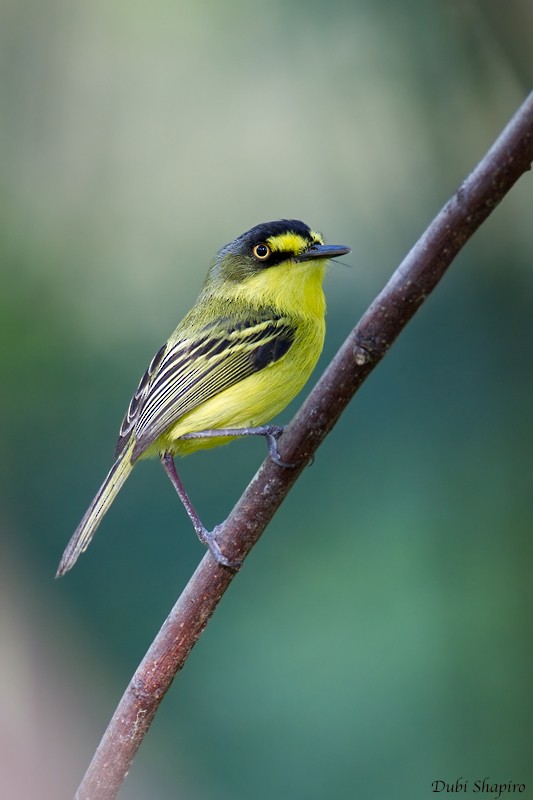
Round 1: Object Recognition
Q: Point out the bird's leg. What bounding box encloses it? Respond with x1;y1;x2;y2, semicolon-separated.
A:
179;425;295;468
160;452;240;568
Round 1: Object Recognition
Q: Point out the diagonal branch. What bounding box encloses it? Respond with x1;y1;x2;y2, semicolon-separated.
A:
74;93;533;800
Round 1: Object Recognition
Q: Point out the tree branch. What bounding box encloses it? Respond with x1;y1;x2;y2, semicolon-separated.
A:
75;93;533;800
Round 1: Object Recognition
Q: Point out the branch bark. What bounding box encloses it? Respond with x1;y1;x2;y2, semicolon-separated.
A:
75;93;533;800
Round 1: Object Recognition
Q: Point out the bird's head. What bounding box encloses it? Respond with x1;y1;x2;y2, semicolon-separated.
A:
206;219;351;315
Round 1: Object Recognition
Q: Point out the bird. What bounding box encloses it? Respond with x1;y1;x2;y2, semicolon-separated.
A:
56;219;350;576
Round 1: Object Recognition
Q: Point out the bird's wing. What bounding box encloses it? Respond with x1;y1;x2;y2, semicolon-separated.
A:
115;311;296;461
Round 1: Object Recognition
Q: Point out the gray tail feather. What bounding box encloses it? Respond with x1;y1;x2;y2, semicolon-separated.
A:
56;440;135;577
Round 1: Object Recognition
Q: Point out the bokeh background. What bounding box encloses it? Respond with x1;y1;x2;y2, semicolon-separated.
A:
1;1;532;798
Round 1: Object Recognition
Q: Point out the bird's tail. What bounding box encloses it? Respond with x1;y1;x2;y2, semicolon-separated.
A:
56;439;135;577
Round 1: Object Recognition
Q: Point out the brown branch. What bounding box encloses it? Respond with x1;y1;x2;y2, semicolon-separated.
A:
75;93;533;800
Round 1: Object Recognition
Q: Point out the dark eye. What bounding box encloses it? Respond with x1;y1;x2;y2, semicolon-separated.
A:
253;243;271;261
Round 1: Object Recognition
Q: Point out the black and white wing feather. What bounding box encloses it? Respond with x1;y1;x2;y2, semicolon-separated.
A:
115;310;296;462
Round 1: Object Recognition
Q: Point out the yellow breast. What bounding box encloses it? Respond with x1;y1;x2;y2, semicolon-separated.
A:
163;316;324;456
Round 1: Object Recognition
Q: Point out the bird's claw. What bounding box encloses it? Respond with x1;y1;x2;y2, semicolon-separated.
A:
199;524;241;569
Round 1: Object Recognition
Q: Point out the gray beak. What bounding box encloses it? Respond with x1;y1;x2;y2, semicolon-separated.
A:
296;243;351;262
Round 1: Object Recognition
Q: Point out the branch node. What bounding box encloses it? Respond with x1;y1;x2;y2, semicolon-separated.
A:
352;336;382;365
353;346;370;366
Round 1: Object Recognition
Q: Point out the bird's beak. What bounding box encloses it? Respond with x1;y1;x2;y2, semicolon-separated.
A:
296;243;351;262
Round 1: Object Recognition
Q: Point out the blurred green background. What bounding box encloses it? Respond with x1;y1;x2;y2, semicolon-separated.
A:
1;0;532;798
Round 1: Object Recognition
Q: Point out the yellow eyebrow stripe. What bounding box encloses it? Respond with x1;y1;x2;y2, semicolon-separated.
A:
266;230;324;255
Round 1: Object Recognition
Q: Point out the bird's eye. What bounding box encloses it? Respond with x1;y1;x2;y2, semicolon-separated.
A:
253;243;271;261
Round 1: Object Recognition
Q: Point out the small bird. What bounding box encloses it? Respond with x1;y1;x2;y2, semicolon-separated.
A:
56;220;350;576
